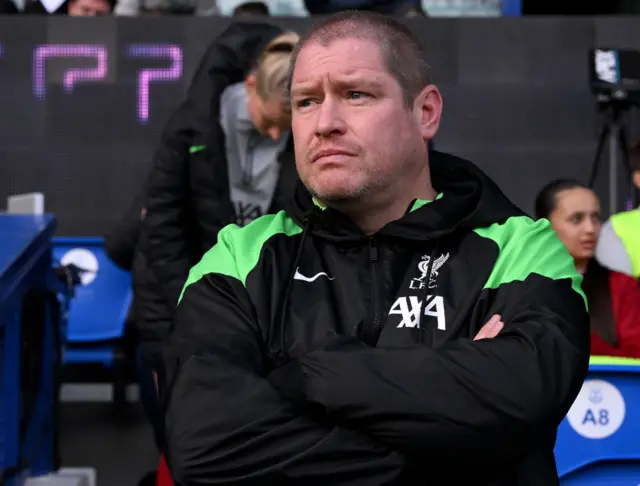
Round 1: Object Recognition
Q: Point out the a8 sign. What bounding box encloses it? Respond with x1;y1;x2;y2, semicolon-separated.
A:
566;379;626;440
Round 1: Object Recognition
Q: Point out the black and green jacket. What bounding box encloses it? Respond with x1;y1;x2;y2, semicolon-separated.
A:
160;151;590;485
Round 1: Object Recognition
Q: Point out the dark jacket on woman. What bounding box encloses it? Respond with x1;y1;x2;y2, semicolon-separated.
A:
138;21;299;367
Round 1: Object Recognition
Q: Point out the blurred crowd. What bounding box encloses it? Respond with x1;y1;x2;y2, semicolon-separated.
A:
0;0;430;18
1;0;640;17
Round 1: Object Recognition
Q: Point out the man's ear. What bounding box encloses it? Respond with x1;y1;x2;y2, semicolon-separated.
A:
413;84;442;141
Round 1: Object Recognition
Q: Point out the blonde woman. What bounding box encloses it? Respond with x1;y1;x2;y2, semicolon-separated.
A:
139;22;299;368
130;26;300;475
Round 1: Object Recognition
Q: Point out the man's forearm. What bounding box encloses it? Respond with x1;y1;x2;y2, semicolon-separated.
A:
164;355;406;485
294;327;585;468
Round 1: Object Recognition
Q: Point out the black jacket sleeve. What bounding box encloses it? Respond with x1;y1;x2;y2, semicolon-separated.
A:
272;223;590;470
160;229;407;486
132;236;175;368
104;193;143;272
143;105;194;309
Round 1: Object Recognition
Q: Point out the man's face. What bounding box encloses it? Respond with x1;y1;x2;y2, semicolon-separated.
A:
68;0;111;15
290;38;437;204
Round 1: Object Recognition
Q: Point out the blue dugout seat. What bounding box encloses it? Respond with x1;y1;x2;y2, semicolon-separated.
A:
556;356;640;485
52;237;132;363
52;237;133;412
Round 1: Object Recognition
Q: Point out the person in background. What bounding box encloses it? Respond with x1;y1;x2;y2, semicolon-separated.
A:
139;22;299;377
23;0;113;14
303;0;427;16
596;139;640;279
232;0;269;15
535;179;640;358
129;24;298;486
66;0;113;14
113;0;217;17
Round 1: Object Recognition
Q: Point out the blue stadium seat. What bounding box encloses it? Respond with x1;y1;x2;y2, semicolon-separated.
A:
556;358;640;485
560;462;640;486
52;237;132;367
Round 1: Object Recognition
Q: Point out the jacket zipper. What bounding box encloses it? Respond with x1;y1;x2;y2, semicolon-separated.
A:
363;237;381;346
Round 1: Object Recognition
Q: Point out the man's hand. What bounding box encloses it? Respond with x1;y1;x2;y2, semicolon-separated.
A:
474;314;504;341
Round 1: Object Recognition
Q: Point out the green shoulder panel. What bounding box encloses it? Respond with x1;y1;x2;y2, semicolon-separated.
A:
474;216;587;308
178;211;303;304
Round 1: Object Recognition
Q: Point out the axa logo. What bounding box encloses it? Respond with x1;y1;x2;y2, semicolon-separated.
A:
409;253;450;290
389;295;446;331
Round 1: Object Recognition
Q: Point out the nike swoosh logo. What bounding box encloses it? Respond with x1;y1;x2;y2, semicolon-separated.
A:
293;268;335;282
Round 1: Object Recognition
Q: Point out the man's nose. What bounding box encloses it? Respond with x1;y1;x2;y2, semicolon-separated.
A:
315;98;346;137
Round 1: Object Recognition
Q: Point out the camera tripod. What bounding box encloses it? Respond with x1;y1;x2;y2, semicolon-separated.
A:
588;100;639;215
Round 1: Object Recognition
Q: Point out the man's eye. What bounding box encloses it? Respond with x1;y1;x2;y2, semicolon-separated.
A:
296;99;313;108
348;91;369;100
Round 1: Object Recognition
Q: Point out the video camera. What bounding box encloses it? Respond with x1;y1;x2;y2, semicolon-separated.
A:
590;48;640;104
588;48;640;213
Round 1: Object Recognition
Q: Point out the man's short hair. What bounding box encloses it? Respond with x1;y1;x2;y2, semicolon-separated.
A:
288;11;431;107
